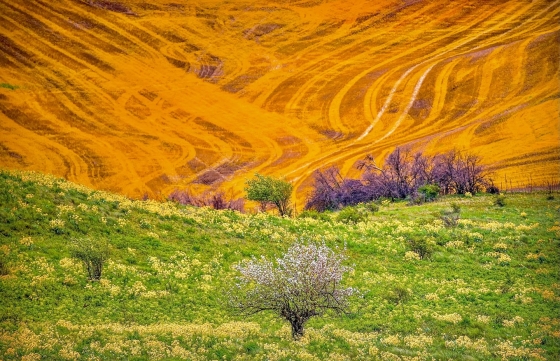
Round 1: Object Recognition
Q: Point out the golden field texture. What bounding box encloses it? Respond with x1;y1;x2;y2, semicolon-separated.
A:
0;0;559;200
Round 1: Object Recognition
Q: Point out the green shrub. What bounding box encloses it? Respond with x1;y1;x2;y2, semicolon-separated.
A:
440;203;461;227
0;83;18;90
0;256;9;276
418;184;440;202
494;195;506;207
406;238;434;259
70;237;110;281
298;210;331;222
363;202;379;213
336;207;368;224
386;286;412;311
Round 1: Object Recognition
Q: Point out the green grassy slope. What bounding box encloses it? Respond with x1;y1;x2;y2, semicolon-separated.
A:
0;170;559;360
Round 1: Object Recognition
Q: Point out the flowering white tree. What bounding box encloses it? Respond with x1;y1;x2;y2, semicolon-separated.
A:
230;241;355;340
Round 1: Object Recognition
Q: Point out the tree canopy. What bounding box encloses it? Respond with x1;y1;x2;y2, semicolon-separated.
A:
245;173;293;216
230;241;355;340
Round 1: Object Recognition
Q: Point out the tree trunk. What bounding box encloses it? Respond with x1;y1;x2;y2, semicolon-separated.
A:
290;319;305;340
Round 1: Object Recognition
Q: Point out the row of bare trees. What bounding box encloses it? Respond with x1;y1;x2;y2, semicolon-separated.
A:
306;148;492;211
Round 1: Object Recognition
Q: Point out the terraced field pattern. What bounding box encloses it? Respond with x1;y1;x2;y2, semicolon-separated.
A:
0;0;559;200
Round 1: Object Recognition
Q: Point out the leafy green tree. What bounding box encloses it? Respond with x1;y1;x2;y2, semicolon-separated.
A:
245;174;293;216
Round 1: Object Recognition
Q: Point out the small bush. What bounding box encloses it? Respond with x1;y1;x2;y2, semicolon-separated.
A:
71;238;110;281
408;193;425;205
418;184;440;202
486;184;500;194
363;202;379;213
386;286;411;311
246;174;293;217
336;207;368;224
0;257;9;276
406;238;434;259
494;195;506;207
440;203;461;227
298;210;331;222
451;203;460;213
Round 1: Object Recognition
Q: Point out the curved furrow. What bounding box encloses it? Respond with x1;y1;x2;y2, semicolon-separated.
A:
0;2;116;76
408;7;560;137
0;2;143;118
259;1;443;118
287;0;559;193
355;0;554;140
4;2;142;110
373;63;437;144
316;3;480;136
1;0;558;199
279;7;435;126
354;1;533;141
284;1;548;169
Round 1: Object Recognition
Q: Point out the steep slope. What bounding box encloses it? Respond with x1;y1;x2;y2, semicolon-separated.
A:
0;0;558;200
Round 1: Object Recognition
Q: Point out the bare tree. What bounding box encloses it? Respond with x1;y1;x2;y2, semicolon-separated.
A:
433;150;488;194
462;153;488;194
306;148;492;209
305;166;344;211
229;242;355;340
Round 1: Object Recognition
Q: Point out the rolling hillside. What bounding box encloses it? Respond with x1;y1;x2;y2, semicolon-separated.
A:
0;170;559;360
0;0;559;200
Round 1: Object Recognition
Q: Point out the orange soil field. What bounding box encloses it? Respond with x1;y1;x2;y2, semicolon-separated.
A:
0;0;559;202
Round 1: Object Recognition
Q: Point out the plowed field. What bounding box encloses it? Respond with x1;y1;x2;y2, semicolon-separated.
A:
0;0;558;200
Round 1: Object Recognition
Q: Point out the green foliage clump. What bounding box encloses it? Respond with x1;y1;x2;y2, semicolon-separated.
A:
386;286;412;311
0;83;18;90
245;173;293;216
418;184;440;202
298;210;331;222
336;206;368;224
439;202;461;227
406;237;434;260
0;256;9;276
363;202;379;213
70;237;110;281
494;195;507;207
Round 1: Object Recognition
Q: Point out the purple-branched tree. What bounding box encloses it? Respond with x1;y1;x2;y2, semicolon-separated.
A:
305;148;491;210
229;242;356;340
433;150;488;194
305;166;344;211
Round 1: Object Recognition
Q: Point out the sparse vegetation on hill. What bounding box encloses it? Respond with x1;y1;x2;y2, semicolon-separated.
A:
1;170;559;360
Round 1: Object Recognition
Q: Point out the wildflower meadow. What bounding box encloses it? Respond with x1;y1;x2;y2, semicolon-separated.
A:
0;170;558;360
